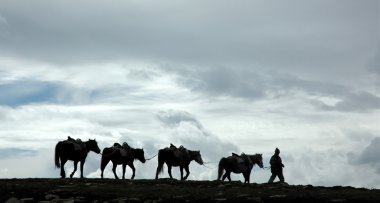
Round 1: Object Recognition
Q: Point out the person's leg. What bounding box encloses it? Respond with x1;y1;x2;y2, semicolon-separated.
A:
278;170;285;182
268;173;276;183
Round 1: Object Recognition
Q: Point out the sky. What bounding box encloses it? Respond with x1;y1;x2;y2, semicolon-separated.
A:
0;0;379;188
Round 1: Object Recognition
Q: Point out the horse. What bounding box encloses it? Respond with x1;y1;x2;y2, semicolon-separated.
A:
155;146;203;180
100;143;146;179
217;153;263;183
55;138;101;178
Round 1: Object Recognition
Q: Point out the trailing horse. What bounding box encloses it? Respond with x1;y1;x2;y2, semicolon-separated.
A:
55;138;101;178
155;145;203;180
100;143;146;179
217;153;263;183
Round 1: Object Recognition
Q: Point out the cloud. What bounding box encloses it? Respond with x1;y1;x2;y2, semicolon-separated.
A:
0;80;61;107
178;66;266;100
0;149;56;178
314;91;380;112
0;0;377;76
156;109;204;130
0;148;37;159
349;137;380;174
175;66;379;113
284;146;380;188
156;110;238;161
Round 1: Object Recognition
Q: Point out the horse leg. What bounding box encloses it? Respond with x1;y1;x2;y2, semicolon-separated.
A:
129;163;136;180
180;166;184;180
70;161;78;178
243;172;250;183
80;161;85;178
222;170;229;181
100;156;111;179
155;162;163;180
183;165;190;180
122;164;126;179
226;171;232;182
60;159;67;178
112;162;119;179
168;165;173;179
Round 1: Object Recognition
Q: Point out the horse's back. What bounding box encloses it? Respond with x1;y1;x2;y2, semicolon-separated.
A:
57;141;75;152
102;147;114;155
158;148;175;162
56;141;83;161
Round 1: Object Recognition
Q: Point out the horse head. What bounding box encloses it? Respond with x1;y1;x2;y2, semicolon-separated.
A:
87;139;101;154
192;150;203;165
253;153;264;168
134;148;146;163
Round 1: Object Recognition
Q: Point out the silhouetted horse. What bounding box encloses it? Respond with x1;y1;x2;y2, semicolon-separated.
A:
217;153;263;183
100;143;146;179
155;146;203;180
55;138;101;178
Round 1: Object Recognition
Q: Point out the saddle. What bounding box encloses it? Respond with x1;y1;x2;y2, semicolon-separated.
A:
112;142;130;157
169;143;189;159
232;153;252;167
64;137;85;151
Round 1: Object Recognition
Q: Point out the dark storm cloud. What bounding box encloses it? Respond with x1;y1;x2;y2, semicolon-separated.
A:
349;137;380;174
177;66;266;100
322;92;379;112
0;0;377;70
176;66;380;112
354;137;380;165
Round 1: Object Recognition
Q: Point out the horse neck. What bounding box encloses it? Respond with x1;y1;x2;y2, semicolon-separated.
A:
82;141;90;153
188;150;196;160
130;147;138;159
248;155;259;165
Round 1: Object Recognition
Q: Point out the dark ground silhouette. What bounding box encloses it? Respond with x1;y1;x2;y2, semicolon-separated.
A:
1;178;379;202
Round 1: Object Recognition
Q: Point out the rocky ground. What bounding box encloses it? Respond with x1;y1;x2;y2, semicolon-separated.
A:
0;178;379;202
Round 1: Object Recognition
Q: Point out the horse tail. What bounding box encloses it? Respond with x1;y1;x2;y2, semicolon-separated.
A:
55;142;61;168
217;157;226;180
157;149;164;174
100;148;113;170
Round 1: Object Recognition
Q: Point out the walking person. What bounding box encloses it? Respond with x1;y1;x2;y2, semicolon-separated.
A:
268;148;285;183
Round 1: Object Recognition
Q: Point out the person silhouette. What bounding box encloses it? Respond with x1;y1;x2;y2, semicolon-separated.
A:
268;147;285;183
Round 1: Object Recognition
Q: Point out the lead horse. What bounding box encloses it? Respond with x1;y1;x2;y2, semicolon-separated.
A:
55;138;101;178
155;146;203;180
217;153;263;183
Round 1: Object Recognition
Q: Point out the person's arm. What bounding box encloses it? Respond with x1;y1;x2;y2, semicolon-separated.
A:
279;157;284;167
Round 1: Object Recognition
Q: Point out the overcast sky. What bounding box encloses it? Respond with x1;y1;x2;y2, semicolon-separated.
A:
0;0;379;188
